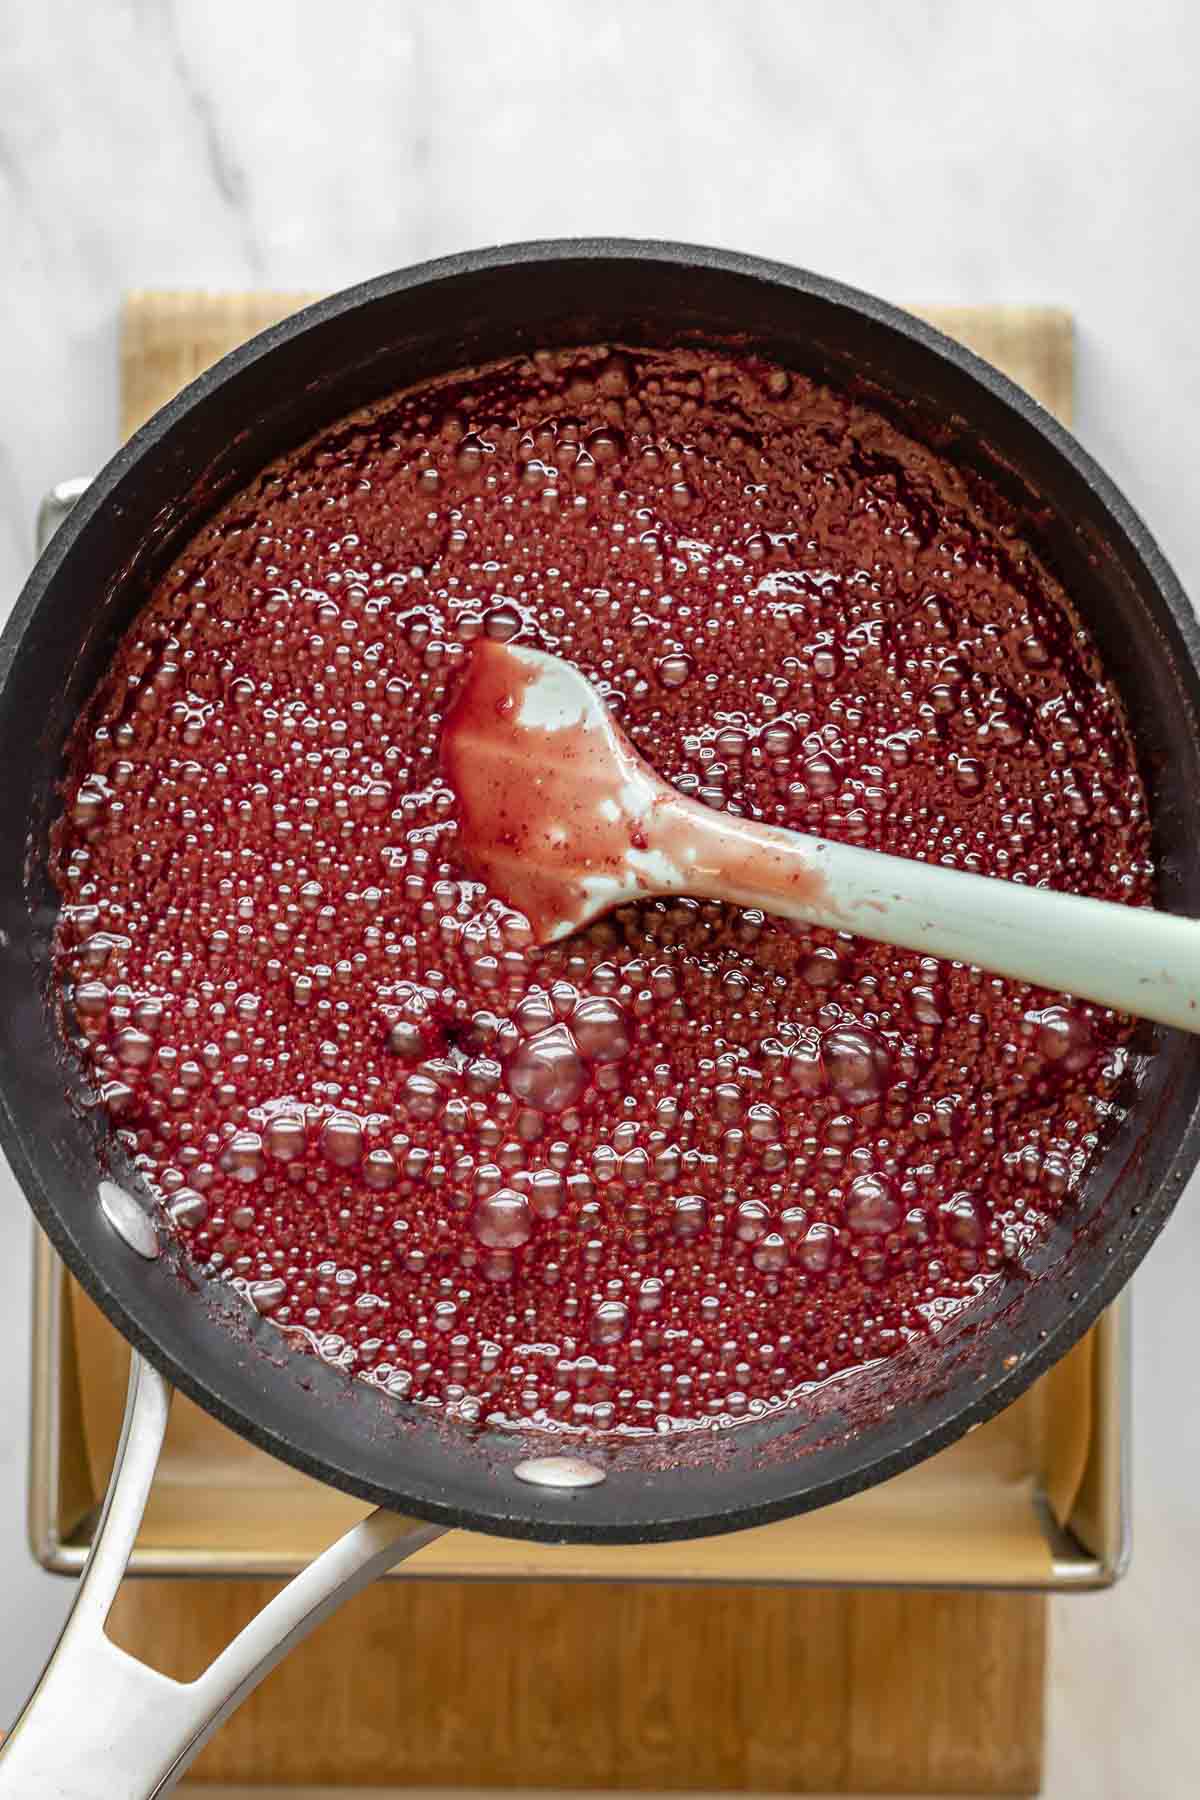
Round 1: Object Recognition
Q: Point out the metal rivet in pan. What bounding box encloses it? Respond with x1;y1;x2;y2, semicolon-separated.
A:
512;1455;607;1490
99;1180;160;1261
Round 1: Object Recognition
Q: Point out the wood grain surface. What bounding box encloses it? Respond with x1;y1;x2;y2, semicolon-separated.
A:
108;1578;1045;1794
108;292;1064;1793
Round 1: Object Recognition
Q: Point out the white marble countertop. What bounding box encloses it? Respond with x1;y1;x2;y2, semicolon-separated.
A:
2;3;1199;1795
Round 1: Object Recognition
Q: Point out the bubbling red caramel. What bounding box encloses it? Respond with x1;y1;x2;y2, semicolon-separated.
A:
51;344;1151;1436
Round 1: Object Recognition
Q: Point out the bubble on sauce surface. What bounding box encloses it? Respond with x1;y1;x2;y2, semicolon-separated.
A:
909;983;945;1026
484;603;522;642
751;1232;788;1272
787;1032;827;1095
657;652;694;689
168;1188;207;1228
845;1173;900;1237
225;1130;264;1181
637;1275;665;1313
571;995;631;1062
471;1187;534;1249
363;1148;398;1189
940;1192;989;1247
403;1073;441;1120
507;1023;587;1112
320;1112;364;1168
824;1025;890;1105
797;1222;838;1273
802;946;842;990
249;1277;287;1313
734;1198;770;1242
589;1299;630;1345
672;1194;707;1239
954;756;985;795
1033;1004;1096;1074
265;1114;307;1161
73;979;110;1019
389;1019;425;1058
114;1027;154;1067
529;1168;565;1218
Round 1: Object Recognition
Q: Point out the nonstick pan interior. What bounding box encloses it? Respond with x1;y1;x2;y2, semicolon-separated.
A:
1;241;1198;1543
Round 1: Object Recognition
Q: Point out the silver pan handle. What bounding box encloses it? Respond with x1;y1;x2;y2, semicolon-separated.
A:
9;490;447;1791
35;477;93;556
0;1352;445;1797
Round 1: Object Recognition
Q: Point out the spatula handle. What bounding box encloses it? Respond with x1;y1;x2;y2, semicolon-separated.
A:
674;800;1200;1032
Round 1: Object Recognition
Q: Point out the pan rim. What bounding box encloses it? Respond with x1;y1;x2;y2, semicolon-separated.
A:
3;236;1198;1544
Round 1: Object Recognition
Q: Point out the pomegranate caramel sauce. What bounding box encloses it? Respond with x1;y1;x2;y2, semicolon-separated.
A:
49;344;1153;1439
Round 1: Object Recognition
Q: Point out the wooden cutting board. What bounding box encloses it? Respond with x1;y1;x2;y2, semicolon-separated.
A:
104;292;1070;1795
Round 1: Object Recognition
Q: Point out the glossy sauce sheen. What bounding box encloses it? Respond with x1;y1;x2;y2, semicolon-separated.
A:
441;639;833;941
52;346;1152;1437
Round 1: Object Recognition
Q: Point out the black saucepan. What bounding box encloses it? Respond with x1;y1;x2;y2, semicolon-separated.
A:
2;240;1198;1546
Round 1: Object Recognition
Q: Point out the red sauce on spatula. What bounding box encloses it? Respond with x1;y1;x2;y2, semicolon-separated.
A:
51;344;1151;1436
